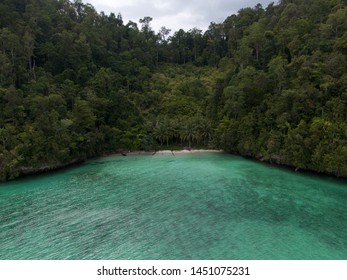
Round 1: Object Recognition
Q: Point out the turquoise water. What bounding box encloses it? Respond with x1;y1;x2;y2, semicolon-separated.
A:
0;153;346;260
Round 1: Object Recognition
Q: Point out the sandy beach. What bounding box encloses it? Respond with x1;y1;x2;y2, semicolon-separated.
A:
120;149;224;156
152;149;224;155
103;149;225;158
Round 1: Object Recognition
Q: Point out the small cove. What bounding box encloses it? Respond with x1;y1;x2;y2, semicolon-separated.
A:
0;153;346;259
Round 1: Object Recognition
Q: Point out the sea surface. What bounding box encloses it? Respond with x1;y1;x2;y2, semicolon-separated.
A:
0;153;346;260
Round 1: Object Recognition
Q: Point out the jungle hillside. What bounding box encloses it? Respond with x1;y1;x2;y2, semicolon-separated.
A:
0;0;346;180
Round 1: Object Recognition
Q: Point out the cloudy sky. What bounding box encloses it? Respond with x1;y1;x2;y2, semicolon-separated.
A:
86;0;275;33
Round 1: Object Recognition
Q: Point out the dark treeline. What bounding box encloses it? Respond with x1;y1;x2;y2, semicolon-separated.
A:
0;0;346;180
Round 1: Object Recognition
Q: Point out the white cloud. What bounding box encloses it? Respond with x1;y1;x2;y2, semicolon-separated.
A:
86;0;275;33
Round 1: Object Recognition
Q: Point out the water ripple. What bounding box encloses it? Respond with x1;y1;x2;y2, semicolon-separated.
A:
0;154;346;259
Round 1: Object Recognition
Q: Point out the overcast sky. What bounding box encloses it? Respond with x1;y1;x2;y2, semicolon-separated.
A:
86;0;276;33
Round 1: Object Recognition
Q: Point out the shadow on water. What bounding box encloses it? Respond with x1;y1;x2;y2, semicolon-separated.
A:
241;155;347;186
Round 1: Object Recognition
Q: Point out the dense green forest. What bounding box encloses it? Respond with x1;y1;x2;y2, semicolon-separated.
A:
0;0;346;180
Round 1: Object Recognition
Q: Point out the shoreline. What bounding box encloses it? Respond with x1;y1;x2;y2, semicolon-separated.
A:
105;149;225;157
153;149;225;155
2;149;223;182
4;149;346;182
102;150;346;179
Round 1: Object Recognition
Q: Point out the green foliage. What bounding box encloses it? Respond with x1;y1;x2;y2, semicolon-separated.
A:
0;0;346;180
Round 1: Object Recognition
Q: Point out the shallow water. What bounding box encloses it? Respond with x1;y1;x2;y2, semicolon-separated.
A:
0;153;346;259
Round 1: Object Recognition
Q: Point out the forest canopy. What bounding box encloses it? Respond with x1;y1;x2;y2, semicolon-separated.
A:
0;0;346;180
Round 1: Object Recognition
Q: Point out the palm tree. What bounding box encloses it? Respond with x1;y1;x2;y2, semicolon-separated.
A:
198;119;213;146
181;119;198;149
153;119;174;147
153;122;164;146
